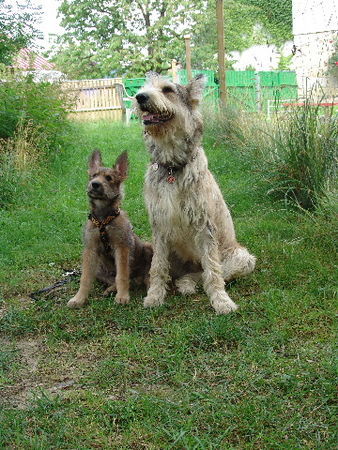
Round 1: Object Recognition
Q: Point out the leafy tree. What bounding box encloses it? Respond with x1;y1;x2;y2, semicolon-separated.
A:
0;0;41;65
53;0;207;78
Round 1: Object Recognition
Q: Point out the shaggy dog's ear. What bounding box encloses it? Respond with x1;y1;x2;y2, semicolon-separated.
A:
187;74;205;108
114;151;128;180
145;71;160;82
88;150;103;174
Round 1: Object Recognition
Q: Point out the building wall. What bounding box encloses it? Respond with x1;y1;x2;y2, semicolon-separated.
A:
292;0;338;98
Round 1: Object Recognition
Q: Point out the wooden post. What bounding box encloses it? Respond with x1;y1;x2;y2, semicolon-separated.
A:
216;0;226;104
171;59;178;82
184;35;192;81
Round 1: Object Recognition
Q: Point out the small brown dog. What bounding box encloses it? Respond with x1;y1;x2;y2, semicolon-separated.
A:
67;150;153;308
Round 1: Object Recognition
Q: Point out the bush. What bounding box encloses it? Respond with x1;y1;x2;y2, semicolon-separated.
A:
0;72;73;207
0;73;72;151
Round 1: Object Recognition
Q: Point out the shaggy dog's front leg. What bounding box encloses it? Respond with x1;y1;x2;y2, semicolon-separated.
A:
196;231;238;315
143;235;170;307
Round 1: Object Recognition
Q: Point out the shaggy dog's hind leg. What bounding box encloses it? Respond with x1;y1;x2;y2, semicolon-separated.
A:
175;272;201;295
223;247;256;282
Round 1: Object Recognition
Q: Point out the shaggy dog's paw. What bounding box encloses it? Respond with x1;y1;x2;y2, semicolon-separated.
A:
115;293;130;305
175;275;197;295
143;295;164;308
67;295;87;308
211;292;238;315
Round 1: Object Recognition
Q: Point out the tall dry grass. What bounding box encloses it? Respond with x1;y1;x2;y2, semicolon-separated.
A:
203;97;337;211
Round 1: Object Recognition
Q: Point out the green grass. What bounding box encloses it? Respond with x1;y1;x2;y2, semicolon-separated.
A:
0;121;336;448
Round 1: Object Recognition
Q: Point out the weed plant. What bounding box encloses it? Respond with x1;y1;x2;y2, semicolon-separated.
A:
267;99;337;210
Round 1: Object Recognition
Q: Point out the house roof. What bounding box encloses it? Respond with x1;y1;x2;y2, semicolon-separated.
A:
13;48;55;70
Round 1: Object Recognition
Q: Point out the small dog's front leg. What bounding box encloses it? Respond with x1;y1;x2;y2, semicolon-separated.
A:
114;246;130;304
143;237;170;308
68;248;98;308
197;232;238;314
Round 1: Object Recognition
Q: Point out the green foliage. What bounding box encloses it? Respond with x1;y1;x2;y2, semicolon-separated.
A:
0;74;73;207
53;0;292;78
191;2;284;71
0;75;71;146
238;0;292;43
0;0;41;65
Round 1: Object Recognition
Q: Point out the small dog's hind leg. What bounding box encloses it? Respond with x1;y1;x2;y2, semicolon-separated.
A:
68;248;98;308
114;246;130;304
143;236;170;308
103;282;116;297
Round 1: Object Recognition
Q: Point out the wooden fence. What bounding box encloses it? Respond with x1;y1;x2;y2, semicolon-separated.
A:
62;78;125;122
61;71;298;121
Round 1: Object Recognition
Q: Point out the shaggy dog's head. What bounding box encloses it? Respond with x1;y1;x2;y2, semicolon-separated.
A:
134;73;205;138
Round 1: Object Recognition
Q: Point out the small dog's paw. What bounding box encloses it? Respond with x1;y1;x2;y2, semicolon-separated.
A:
115;293;130;305
67;296;87;309
143;295;164;308
103;283;117;297
211;292;238;315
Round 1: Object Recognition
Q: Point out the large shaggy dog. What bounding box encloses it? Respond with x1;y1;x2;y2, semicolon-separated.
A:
135;73;256;314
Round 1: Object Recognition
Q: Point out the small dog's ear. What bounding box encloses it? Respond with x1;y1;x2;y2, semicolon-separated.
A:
187;74;205;108
114;151;128;179
89;150;103;173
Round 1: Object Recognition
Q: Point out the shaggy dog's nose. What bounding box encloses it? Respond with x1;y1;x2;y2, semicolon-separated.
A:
136;93;149;104
91;182;101;190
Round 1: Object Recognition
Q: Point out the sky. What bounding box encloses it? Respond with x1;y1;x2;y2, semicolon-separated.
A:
33;0;64;49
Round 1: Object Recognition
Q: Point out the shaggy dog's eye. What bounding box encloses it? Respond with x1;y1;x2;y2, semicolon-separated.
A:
162;86;174;94
92;173;99;178
105;175;112;181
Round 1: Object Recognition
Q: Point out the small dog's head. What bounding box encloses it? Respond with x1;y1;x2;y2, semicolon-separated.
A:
134;73;205;133
87;150;128;203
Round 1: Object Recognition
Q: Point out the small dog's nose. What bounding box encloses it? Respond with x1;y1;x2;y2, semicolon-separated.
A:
91;181;101;190
136;93;149;104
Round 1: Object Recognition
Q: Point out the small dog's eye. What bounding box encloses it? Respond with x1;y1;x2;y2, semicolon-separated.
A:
105;175;112;181
92;173;98;178
162;86;174;94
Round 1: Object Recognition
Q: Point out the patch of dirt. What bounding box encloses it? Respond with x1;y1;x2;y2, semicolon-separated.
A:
0;338;78;409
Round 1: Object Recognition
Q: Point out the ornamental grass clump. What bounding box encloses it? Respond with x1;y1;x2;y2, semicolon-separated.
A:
267;98;337;210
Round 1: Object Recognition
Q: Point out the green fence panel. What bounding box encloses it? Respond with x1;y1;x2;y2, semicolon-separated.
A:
226;71;255;87
124;78;146;96
123;70;298;113
178;69;217;85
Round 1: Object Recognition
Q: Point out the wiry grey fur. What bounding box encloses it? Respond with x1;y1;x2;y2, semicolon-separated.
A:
135;73;256;314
